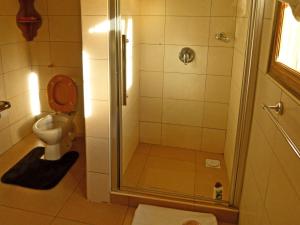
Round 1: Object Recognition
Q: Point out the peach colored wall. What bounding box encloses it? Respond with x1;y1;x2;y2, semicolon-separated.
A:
239;0;300;224
30;0;84;136
0;0;34;154
224;0;251;182
81;0;110;202
138;0;236;153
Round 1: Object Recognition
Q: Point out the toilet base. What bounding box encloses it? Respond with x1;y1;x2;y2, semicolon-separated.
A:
44;133;74;160
44;144;60;160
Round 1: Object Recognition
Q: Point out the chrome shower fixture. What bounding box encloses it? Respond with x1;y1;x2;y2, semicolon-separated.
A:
179;47;195;65
215;32;231;42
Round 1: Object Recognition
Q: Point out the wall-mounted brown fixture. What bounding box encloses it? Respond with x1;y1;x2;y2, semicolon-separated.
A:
16;0;42;41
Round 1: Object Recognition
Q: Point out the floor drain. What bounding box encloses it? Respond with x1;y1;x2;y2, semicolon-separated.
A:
205;159;221;168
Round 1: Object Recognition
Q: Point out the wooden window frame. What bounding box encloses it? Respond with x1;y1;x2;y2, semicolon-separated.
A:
269;1;300;99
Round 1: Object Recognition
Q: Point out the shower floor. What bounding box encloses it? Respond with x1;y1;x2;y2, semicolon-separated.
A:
121;144;229;201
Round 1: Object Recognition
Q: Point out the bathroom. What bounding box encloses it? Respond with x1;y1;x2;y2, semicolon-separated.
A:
0;0;299;224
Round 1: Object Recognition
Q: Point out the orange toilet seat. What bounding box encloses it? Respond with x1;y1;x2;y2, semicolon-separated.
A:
47;75;77;113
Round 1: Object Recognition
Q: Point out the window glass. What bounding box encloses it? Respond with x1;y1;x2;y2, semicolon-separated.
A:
277;5;300;73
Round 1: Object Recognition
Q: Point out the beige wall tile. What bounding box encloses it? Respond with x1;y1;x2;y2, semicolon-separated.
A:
239;165;264;225
201;128;226;153
1;43;30;72
162;124;202;150
140;16;164;44
234;18;249;53
86;59;109;101
162;99;204;126
211;0;237;16
49;16;82;42
3;68;30;98
50;42;82;67
0;16;23;44
265;157;300;225
140;0;165;15
82;16;108;60
203;103;228;129
207;47;233;76
34;17;50;41
35;0;48;15
0;0;19;15
140;71;163;97
0;128;12;154
231;49;245;90
258;19;273;73
166;0;211;16
8;93;31;125
164;45;208;74
140;97;162;122
209;17;236;47
264;0;276;19
47;0;81;15
85;100;109;138
9;115;33;144
163;73;206;101
140;44;164;71
205;76;231;103
120;0;140;15
236;0;251;18
87;172;110;202
29;42;51;66
140;122;161;144
86;137;109;173
247;121;273;197
165;17;209;45
81;0;108;16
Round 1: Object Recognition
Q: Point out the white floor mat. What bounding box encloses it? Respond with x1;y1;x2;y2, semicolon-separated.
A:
132;204;218;225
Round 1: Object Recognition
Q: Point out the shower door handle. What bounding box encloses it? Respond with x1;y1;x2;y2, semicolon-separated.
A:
121;34;127;106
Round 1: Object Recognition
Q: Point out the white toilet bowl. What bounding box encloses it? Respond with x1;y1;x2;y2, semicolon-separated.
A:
33;114;74;160
32;74;78;161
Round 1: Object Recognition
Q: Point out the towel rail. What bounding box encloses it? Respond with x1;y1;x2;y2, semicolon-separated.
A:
262;103;300;159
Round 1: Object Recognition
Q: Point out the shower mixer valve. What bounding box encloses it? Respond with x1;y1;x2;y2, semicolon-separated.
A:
179;47;195;65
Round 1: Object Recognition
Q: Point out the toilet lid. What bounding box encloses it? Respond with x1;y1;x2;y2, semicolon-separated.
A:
47;75;77;113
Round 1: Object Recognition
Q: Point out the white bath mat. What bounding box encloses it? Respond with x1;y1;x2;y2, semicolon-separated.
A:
132;204;218;225
205;159;221;168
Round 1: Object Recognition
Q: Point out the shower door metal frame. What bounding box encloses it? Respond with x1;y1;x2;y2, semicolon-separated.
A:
228;0;266;206
109;0;266;208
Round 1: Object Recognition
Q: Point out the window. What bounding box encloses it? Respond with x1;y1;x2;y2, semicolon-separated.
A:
269;2;300;99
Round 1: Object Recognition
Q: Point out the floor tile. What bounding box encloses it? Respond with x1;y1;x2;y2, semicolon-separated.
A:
0;135;85;216
137;156;196;195
51;218;91;225
122;207;136;225
149;145;196;162
121;145;230;201
0;205;54;225
195;152;229;200
58;180;128;225
122;150;148;188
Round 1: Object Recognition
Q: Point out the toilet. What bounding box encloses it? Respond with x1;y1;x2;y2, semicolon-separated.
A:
33;75;77;160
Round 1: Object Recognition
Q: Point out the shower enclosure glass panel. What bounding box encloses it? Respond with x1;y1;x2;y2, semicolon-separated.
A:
113;0;249;203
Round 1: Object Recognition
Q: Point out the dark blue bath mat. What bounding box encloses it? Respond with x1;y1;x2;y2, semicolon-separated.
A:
1;147;79;190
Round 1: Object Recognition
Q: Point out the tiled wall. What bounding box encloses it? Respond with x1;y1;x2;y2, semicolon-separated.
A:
224;0;251;182
239;0;300;224
80;0;110;202
30;0;84;136
138;0;236;153
0;1;34;154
